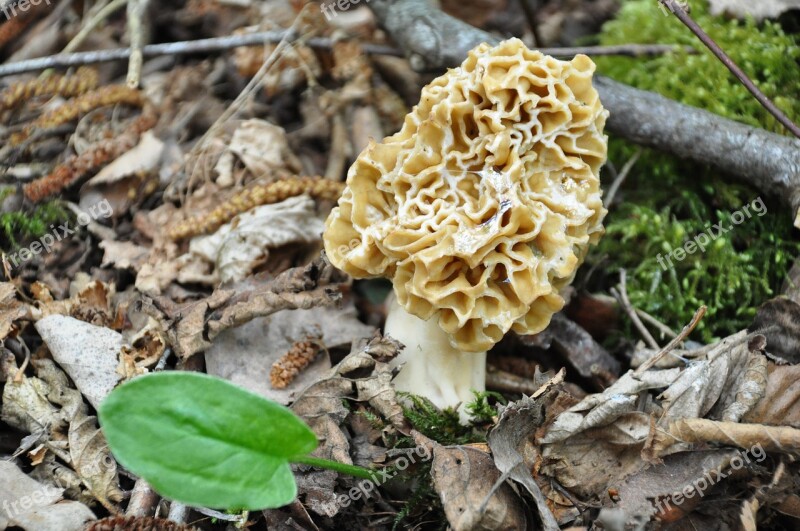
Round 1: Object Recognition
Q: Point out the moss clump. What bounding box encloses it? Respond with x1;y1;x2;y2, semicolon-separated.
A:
0;198;71;251
586;1;800;342
592;173;799;341
596;0;800;134
399;393;490;445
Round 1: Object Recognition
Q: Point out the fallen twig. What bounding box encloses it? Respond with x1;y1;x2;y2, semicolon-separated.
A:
611;269;660;350
604;148;641;206
660;0;800;139
0;31;403;76
126;0;149;88
634;305;706;376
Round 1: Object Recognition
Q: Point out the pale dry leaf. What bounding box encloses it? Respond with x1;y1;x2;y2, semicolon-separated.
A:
1;356;63;435
431;445;528;531
660;338;753;421
1;357;87;437
99;240;149;270
539;368;681;444
0;461;96;531
670;418;800;453
205;304;373;404
542;394;637;444
214;119;300;183
80;131;165;216
68;415;123;509
188;195;325;283
34;315;124;410
743;363;800;427
85;131;164;185
721;353;768;422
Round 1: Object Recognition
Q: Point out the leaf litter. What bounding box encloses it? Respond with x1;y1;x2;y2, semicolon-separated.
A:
0;0;799;530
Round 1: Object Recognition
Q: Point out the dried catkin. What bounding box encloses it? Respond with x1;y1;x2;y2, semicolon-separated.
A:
168;176;344;240
23;110;156;202
0;67;99;111
270;339;322;389
86;515;198;531
12;84;146;144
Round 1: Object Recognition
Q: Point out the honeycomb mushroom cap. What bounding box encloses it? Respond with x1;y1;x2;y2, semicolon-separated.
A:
324;38;608;352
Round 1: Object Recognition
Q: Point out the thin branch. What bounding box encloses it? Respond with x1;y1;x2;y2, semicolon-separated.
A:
611;269;660;350
634;305;706;376
126;0;149;88
0;37;688;78
604;148;641;206
0;32;404;77
63;0;129;54
635;308;677;338
659;0;800;139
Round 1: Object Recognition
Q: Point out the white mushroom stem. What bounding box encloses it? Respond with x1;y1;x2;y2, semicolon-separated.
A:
384;295;486;422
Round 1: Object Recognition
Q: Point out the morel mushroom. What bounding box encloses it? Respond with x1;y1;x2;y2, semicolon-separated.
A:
323;38;608;415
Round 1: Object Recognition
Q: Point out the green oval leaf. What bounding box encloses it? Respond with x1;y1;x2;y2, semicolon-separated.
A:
98;372;318;510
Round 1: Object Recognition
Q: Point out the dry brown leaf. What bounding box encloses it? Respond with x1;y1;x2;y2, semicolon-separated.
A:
99;241;150;271
660;340;754;421
79;131;164;216
1;356;122;512
290;334;403;516
68;416;123;511
431;445;528;531
743;363;800;427
750;297;800;364
213;119;301;185
136;258;343;358
486;392;561;531
188;195;325;284
720;354;768;422
0;283;29;341
670;418;800;453
607;449;739;525
1;355;67;436
540;368;681;444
